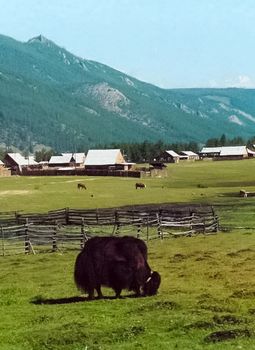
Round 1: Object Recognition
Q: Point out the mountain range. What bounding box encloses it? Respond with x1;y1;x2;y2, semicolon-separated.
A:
1;33;255;152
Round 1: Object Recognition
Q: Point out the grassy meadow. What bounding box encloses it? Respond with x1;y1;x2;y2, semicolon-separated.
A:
1;159;255;349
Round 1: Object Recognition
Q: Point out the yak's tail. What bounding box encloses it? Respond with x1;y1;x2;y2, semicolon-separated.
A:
74;247;95;293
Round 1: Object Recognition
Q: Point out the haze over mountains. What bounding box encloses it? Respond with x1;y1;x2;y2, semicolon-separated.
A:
1;33;255;152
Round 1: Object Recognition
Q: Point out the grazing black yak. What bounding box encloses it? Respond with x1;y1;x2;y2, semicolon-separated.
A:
74;236;161;299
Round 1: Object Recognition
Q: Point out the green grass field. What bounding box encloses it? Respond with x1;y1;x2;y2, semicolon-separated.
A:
1;159;255;349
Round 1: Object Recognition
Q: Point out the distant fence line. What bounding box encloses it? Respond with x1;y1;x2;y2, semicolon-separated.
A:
0;205;219;256
21;168;142;177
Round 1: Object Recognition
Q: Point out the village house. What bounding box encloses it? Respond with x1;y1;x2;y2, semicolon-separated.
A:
180;151;199;161
4;153;38;174
157;150;180;163
48;153;86;168
200;146;255;160
199;147;224;158
0;160;11;176
84;149;134;171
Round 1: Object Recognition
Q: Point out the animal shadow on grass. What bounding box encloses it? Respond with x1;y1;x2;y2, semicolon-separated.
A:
30;293;140;305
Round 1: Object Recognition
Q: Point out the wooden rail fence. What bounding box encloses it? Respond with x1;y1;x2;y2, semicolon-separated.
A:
0;205;219;256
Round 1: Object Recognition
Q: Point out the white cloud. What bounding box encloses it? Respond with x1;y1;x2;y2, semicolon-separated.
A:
224;75;255;88
207;75;255;88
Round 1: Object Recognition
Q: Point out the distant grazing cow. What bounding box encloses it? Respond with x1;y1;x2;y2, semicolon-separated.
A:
135;183;146;190
74;236;161;299
77;183;86;190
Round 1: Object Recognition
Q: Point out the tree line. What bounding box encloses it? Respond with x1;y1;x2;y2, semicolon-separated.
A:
1;134;255;163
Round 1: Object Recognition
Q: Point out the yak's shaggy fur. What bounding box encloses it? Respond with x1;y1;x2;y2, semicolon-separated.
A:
74;236;161;299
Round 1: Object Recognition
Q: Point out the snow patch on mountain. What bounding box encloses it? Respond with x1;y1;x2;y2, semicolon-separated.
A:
229;115;244;126
80;106;99;116
62;52;71;65
173;102;195;115
234;109;255;123
125;77;135;87
219;103;231;111
211;108;219;114
0;71;9;80
79;61;89;71
206;95;231;105
197;111;208;119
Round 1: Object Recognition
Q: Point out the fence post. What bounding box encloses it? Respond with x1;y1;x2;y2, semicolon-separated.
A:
1;225;5;256
52;225;58;252
211;206;219;232
156;213;162;240
24;219;31;254
114;211;120;235
146;217;149;242
96;209;99;225
203;217;206;235
65;207;69;225
215;215;219;232
190;212;195;236
80;218;88;249
137;221;141;238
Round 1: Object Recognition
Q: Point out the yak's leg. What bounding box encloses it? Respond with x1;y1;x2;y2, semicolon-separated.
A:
131;279;142;297
96;285;103;299
114;288;122;298
134;287;142;297
87;288;95;300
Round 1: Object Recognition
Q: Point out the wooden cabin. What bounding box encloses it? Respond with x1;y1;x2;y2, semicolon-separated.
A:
84;149;134;171
157;150;180;163
4;153;38;174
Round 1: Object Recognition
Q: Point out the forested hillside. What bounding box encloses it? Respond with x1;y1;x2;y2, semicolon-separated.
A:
1;34;255;152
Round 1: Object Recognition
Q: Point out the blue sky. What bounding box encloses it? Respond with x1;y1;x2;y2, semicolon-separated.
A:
0;0;254;88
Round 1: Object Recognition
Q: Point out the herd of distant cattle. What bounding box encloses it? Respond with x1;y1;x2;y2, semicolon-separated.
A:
77;182;146;190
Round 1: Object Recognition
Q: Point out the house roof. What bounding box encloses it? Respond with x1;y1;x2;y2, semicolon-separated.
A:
181;151;199;156
84;149;122;165
165;150;180;158
247;148;255;155
200;146;248;156
7;153;38;166
200;147;222;154
61;153;86;164
49;154;73;165
219;146;247;156
73;153;86;163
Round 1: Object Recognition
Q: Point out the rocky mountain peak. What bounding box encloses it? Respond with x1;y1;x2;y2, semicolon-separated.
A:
27;35;55;46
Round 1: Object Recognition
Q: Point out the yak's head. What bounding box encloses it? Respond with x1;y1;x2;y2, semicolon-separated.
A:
143;271;161;296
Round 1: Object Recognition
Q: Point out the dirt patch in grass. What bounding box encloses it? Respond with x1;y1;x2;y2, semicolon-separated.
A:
197;293;217;303
227;248;254;258
136;300;179;313
185;314;244;331
0;190;31;196
111;325;145;343
248;308;255;315
231;290;255;298
185;320;214;330
199;303;233;313
213;314;244;325
208;271;224;279
170;253;190;262
27;322;90;349
195;254;214;261
204;328;252;343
